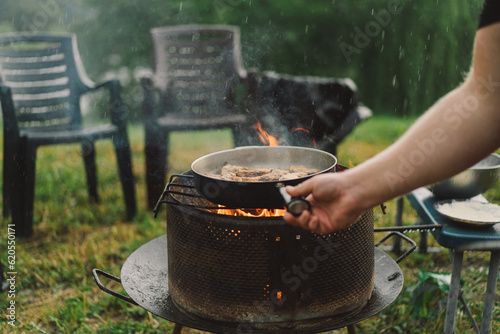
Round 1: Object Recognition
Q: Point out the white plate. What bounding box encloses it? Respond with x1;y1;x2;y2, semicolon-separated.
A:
434;200;500;227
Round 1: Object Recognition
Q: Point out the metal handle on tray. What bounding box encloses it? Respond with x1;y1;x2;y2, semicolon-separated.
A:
92;269;138;305
375;231;417;264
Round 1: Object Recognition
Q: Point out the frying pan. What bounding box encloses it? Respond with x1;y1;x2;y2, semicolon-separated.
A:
191;146;337;209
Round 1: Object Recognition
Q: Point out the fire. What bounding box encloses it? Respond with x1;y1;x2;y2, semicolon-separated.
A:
254;123;317;148
254;122;278;146
291;127;317;148
212;206;285;217
291;127;309;134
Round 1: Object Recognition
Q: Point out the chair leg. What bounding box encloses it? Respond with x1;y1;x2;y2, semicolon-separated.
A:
0;261;7;292
232;126;243;147
347;324;357;334
16;142;37;237
112;131;137;221
2;142;13;218
82;140;99;203
3;135;22;218
172;323;183;334
6;140;22;227
145;124;168;210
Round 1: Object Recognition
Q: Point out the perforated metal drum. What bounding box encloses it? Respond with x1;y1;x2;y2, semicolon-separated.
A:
163;172;374;325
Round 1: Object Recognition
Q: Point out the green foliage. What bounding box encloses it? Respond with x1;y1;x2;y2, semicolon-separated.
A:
407;270;453;319
0;0;485;120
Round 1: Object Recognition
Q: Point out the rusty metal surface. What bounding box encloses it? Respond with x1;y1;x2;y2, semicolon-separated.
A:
165;172;374;324
166;205;375;323
120;236;403;333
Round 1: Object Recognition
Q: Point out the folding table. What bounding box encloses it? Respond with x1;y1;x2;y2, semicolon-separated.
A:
406;187;500;334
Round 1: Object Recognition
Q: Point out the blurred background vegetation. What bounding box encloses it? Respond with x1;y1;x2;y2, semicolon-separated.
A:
0;0;485;121
1;1;499;332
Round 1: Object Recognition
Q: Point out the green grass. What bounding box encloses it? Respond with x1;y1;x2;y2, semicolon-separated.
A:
0;115;499;334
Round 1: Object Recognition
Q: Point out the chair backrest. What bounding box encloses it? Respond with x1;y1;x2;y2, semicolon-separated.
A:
0;32;93;132
150;25;246;117
256;71;362;147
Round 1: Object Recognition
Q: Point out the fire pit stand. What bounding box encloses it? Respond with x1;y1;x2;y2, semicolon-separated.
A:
93;233;414;334
93;168;417;333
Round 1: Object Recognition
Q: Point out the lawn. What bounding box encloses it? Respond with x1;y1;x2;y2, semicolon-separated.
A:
0;115;499;333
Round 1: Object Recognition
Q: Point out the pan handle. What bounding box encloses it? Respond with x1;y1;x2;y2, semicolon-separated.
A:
375;231;417;264
92;269;138;306
277;184;311;216
286;197;311;216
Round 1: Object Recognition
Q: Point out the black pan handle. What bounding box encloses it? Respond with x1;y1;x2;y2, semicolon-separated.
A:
92;269;138;306
286;197;311;216
277;184;311;216
375;231;417;264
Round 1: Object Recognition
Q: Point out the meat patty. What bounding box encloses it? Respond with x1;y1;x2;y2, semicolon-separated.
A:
216;164;319;182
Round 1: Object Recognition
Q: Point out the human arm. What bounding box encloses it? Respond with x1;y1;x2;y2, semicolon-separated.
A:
283;22;500;234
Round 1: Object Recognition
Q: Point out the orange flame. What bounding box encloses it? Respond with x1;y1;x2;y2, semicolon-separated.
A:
291;127;309;134
254;122;278;146
211;206;285;217
291;127;317;148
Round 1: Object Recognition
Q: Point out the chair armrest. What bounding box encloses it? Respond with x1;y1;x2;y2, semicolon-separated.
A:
237;67;248;81
92;79;118;91
356;104;373;122
87;79;128;128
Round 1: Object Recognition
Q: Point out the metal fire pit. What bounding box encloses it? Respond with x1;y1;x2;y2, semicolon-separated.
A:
93;235;410;334
162;172;374;325
93;170;416;333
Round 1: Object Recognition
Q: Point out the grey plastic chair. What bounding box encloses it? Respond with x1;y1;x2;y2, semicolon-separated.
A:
141;25;251;209
0;32;136;236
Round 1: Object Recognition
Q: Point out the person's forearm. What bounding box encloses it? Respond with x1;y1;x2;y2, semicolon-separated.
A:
344;24;500;210
283;22;500;235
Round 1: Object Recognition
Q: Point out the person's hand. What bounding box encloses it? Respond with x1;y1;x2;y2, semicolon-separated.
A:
282;173;363;234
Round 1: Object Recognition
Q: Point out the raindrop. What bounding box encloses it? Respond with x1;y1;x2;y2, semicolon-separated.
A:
305;25;309;34
179;2;183;11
